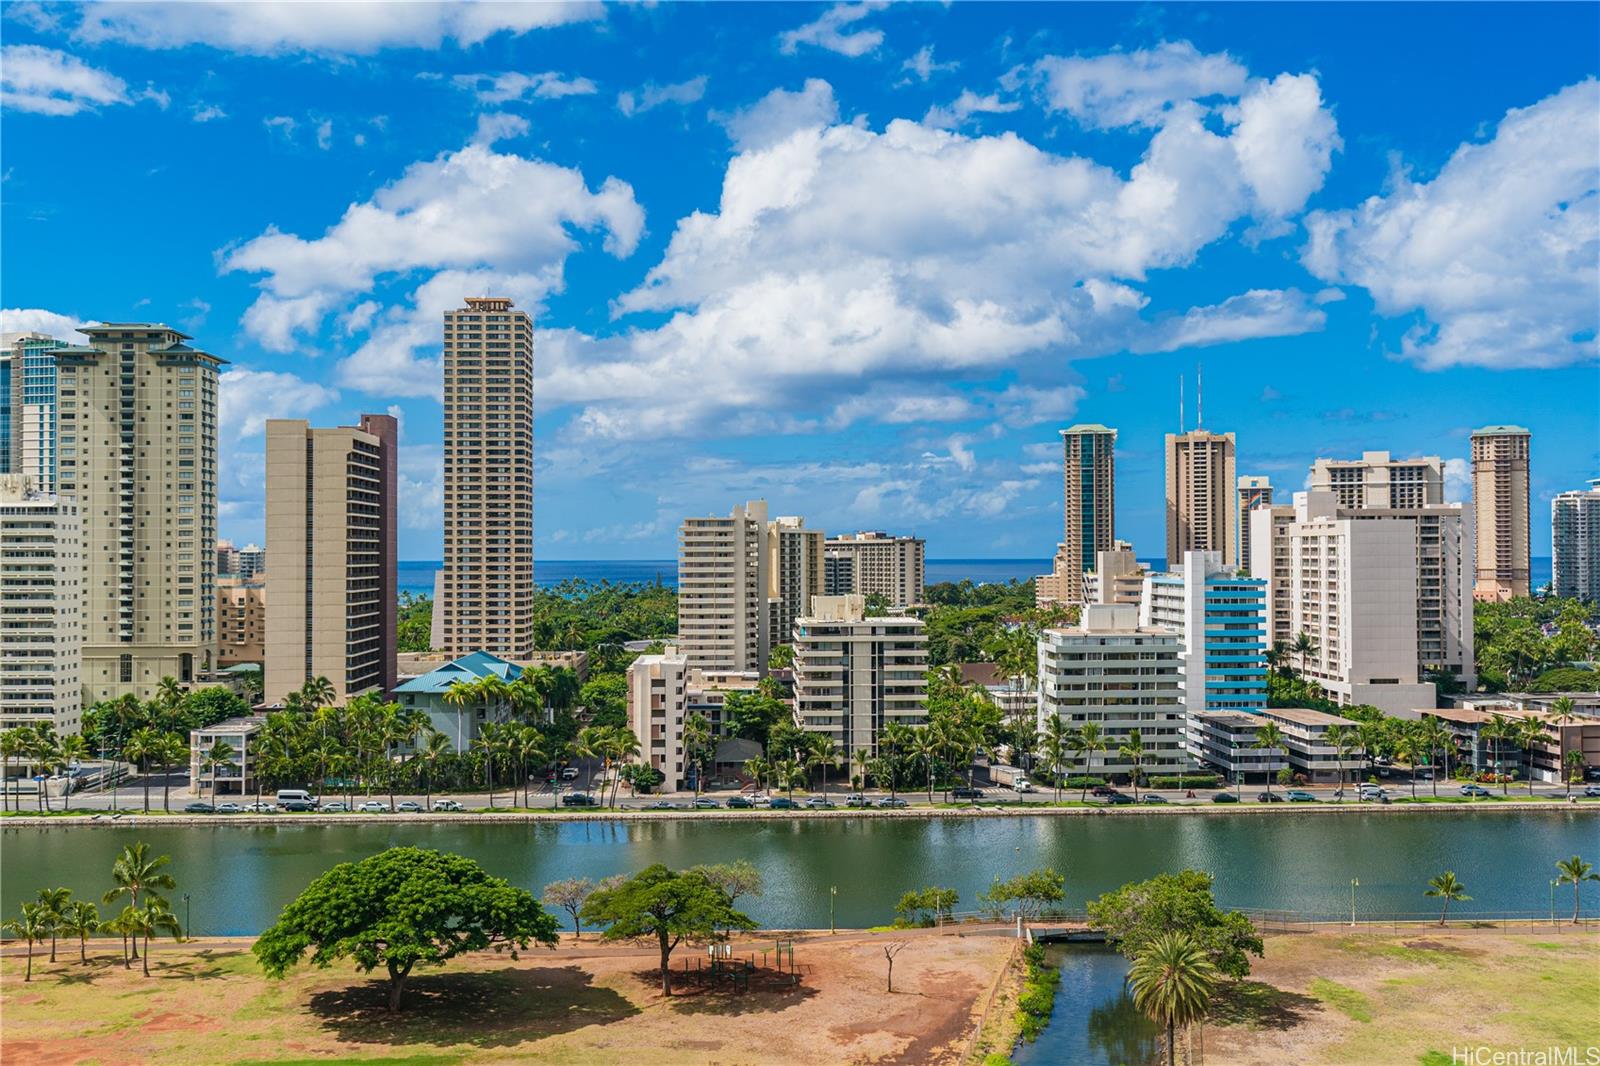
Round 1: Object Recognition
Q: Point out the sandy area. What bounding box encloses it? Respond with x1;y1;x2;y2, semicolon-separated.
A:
0;928;1017;1066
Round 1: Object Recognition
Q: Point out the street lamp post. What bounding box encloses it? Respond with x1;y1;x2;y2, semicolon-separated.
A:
183;893;191;940
1550;880;1557;924
830;886;837;935
1350;879;1359;927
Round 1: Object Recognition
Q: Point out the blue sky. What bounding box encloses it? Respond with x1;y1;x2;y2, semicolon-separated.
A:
4;1;1596;561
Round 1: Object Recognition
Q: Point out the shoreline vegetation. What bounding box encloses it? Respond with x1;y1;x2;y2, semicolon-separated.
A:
3;799;1596;829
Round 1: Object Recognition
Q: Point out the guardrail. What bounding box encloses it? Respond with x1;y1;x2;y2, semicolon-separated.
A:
932;908;1600;936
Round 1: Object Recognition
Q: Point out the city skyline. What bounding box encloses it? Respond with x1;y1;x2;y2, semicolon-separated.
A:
3;3;1596;561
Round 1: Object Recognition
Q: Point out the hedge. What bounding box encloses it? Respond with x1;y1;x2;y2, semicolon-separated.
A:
1148;774;1222;789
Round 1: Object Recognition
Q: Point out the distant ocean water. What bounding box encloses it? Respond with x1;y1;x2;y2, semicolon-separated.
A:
398;556;1556;598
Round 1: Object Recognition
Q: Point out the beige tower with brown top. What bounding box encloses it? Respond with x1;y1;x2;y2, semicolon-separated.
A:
1471;425;1531;600
1165;429;1237;568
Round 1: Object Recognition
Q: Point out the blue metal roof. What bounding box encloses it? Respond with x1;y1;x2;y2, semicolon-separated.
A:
394;651;523;694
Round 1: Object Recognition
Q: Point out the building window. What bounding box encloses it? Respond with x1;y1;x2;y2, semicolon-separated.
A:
180;653;193;683
119;654;133;683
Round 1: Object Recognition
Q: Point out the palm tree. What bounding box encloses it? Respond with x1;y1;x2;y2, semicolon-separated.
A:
1253;721;1286;797
471;722;505;809
880;722;913;800
0;727;28;813
910;727;940;803
1071;723;1103;803
1291;630;1320;678
1264;644;1289;679
682;713;714;800
2;903;49;981
1516;717;1555;795
1119;731;1146;800
61;900;101;964
1545;697;1579;792
1416;717;1450;798
575;725;606;794
155;733;187;812
418;729;451;810
773;758;805;801
123;727;161;812
200;739;237;800
1128;931;1218;1066
155;675;185;719
127;899;182;976
1565;750;1587;798
301;675;336;712
606;728;641;808
25;727;60;812
1482;713;1516;794
805;734;839;800
516;726;547;807
103;842;176;959
55;734;90;811
1424;871;1471;925
1325;724;1354;801
1041;716;1069;802
443;679;478;753
1554;856;1599;924
1393;725;1423;800
742;755;770;793
35;887;72;962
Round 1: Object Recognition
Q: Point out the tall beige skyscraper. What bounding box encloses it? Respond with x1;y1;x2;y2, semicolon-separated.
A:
1470;425;1531;601
1037;424;1116;604
437;298;535;657
1165;429;1236;568
53;324;220;702
264;415;398;705
822;531;925;607
766;515;824;645
678;500;769;673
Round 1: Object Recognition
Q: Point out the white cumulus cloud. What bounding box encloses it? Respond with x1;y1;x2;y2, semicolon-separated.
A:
1035;41;1248;129
0;307;94;342
778;2;886;58
0;44;139;116
719;78;839;150
617;75;708;117
452;70;598;104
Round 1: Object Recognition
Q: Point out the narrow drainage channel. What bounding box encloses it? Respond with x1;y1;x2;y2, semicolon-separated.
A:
1011;943;1162;1066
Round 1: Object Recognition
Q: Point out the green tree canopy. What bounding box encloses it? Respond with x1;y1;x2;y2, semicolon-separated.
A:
978;867;1066;919
253;847;559;1011
1087;870;1263;980
580;864;757;995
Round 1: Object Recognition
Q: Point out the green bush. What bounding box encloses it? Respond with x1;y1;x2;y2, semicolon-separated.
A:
1148;774;1221;789
1015;942;1061;1042
1058;776;1106;788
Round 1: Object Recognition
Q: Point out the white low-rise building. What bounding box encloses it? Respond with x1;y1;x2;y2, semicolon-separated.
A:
190;716;265;798
1191;707;1364;784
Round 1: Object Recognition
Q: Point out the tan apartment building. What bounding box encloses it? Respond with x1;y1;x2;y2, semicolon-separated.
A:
1248;504;1296;646
1235;475;1273;574
216;576;265;667
767;515;824;649
53;324;221;702
1165;429;1237;568
1309;451;1444;510
793;594;928;776
1082;540;1148;606
0;476;82;734
823;531;925;607
679;500;769;674
264;415;397;705
437;297;535;657
1471;425;1531;600
1037;424;1116;605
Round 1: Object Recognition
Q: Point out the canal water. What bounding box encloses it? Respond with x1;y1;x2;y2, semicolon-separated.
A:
1011;945;1160;1066
4;812;1595;935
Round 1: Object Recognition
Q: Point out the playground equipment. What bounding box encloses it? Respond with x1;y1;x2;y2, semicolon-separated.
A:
679;939;803;992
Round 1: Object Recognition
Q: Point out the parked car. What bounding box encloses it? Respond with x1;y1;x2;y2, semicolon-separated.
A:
1584;785;1600;798
1011;780;1037;793
215;802;245;814
1212;791;1239;803
183;802;214;814
1359;784;1387;799
433;799;464;812
562;793;598;807
1256;792;1285;803
768;797;798;810
845;793;871;807
877;797;909;809
243;801;275;813
356;801;390;813
1459;783;1492;798
1140;794;1168;804
645;800;676;810
1284;790;1318;802
1090;784;1116;797
950;786;983;801
693;798;720;809
396;801;423;813
319;801;348;813
806;797;837;809
1102;791;1134;805
727;796;755;809
1413;767;1434;781
561;767;580;780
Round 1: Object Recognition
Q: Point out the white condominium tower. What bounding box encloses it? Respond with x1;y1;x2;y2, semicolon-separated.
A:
1552;480;1600;602
678;500;770;673
1235;475;1273;573
1165;429;1237;568
438;297;535;658
4;332;71;493
1470;425;1532;601
792;594;928;775
767;515;825;648
0;476;82;734
1036;424;1116;606
823;531;925;608
54;324;221;701
1309;451;1444;510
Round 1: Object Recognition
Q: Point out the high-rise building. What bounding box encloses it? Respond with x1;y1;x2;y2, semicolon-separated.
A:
766;515;824;649
53;324;221;702
678;500;769;673
1082;540;1149;606
1309;452;1444;511
822;531;925;607
0;475;82;734
793;594;928;775
1248;504;1297;648
1165;429;1237;568
237;543;265;579
1236;475;1273;572
1471;426;1532;601
437;297;535;657
1037;425;1116;605
7;333;70;493
1036;604;1187;778
1552;479;1600;602
216;539;240;577
264;415;398;705
1140;550;1268;719
216;576;266;667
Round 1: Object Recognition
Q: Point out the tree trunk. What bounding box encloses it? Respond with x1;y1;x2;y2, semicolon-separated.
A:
886;956;894;992
49;934;57;963
24;941;32;982
386;958;414;1011
1575;885;1583;925
658;930;674;996
163;762;172;813
1166;1021;1176;1066
143;774;151;813
80;936;88;963
142;933;151;976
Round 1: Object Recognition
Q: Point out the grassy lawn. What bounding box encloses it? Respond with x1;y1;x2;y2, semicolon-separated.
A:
1209;931;1600;1066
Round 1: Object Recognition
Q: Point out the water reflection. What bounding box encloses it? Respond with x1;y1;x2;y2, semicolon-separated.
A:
1013;945;1160;1066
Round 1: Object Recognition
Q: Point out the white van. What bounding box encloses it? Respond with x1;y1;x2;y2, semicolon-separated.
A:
275;789;318;810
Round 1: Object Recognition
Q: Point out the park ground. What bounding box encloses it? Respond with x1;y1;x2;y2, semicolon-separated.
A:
2;928;1595;1065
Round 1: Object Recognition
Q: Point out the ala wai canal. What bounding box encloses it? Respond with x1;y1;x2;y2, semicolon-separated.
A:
4;811;1596;935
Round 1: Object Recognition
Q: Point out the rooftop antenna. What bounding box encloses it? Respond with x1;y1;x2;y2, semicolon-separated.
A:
1179;375;1185;433
1197;363;1204;430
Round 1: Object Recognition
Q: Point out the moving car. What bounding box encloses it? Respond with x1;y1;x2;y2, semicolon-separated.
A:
1459;783;1492;797
215;802;245;814
561;767;580;780
433;799;464;812
645;800;676;810
726;796;754;809
950;787;983;801
275;789;318;808
396;801;423;813
693;798;720;809
356;801;390;813
1256;792;1285;803
1140;794;1167;804
562;792;599;807
768;797;798;810
1011;780;1037;793
1284;790;1318;802
877;797;909;809
1090;784;1116;797
319;801;348;812
183;802;214;814
1212;791;1239;803
845;793;871;807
